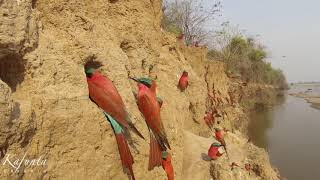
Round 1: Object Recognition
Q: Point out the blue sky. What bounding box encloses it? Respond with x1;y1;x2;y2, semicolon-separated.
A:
215;0;320;82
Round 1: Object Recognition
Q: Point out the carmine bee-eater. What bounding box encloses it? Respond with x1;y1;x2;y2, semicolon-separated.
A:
208;142;224;160
178;71;189;91
86;68;144;139
214;128;229;158
130;77;171;170
104;112;135;180
245;163;252;171
214;127;224;140
177;33;185;41
86;68;145;180
131;77;163;108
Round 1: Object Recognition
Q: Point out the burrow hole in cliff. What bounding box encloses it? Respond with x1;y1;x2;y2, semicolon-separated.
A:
0;54;25;159
0;54;26;92
109;0;119;4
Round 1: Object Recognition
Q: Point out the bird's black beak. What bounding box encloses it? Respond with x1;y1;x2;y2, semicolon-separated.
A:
130;77;139;82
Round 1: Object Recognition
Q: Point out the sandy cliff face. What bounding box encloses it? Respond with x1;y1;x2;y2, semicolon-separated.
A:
0;0;279;179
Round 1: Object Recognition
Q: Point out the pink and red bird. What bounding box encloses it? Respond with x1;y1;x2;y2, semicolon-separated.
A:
86;68;144;180
245;163;252;171
86;68;144;139
178;71;189;91
208;142;224;160
214;128;228;158
214;128;224;140
131;77;171;170
177;33;185;41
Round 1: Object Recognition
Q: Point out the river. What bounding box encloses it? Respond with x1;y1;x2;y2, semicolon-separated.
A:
248;83;320;180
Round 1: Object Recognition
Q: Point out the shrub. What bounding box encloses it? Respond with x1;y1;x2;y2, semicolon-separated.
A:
208;36;288;88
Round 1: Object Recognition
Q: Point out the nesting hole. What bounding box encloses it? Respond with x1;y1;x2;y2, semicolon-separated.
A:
109;0;119;4
32;0;37;9
0;54;26;92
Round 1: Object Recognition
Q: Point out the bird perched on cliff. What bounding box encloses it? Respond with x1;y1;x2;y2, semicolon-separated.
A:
85;68;144;139
245;163;252;172
208;142;224;160
178;71;189;91
193;41;199;47
214;128;224;140
86;68;145;179
177;33;185;41
162;151;174;180
103;112;135;180
131;77;163;108
131;77;171;170
214;128;229;158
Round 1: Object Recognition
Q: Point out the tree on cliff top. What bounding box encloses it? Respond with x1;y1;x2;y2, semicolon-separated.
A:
163;0;221;45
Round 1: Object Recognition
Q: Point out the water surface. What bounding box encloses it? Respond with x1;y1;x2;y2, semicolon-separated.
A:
249;84;320;180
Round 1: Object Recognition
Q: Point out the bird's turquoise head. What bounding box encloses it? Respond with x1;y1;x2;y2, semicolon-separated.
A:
85;68;95;77
214;128;221;132
211;142;222;147
130;77;152;88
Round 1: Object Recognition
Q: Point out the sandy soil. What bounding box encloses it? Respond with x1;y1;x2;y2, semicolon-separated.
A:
306;97;320;110
290;93;320;110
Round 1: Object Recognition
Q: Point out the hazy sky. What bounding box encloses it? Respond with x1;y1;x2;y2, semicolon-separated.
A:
210;0;320;82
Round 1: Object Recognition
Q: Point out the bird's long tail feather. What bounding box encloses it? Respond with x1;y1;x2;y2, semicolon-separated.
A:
123;128;140;154
154;130;171;150
222;145;230;160
148;132;163;171
115;133;135;180
219;139;230;160
128;122;145;140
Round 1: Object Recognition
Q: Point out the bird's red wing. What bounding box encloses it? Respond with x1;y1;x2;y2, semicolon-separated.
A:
91;74;124;106
88;81;130;128
138;92;163;135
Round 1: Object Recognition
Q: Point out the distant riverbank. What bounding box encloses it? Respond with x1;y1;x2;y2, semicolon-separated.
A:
290;93;320;110
289;83;320;110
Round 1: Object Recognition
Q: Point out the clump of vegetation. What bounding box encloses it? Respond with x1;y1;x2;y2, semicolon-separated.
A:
208;35;288;89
